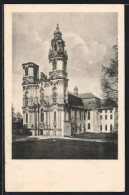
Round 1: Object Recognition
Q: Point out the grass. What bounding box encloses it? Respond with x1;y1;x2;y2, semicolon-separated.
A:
73;132;118;141
12;138;118;159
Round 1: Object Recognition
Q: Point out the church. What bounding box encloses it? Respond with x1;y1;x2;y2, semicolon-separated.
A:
22;25;118;136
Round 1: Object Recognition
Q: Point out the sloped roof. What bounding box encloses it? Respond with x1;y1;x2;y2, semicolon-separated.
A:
84;103;97;109
68;92;83;107
68;91;117;110
22;62;39;67
99;99;117;109
78;92;98;99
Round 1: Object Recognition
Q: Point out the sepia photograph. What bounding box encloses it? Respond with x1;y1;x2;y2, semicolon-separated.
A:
4;4;124;192
12;12;118;159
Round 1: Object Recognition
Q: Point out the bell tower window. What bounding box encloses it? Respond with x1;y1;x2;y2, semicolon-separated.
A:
25;68;28;76
54;44;57;51
53;60;57;71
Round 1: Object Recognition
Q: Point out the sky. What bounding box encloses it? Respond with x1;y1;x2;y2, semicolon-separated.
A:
12;12;118;114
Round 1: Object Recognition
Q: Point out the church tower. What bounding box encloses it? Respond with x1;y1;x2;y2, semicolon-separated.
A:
48;24;68;105
22;62;39;135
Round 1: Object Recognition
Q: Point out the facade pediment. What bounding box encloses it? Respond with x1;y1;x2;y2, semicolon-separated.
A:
22;79;30;85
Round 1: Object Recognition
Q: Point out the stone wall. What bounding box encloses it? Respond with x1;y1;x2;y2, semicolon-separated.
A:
64;121;71;136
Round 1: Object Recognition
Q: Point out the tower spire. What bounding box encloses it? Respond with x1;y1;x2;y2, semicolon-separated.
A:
57;23;59;30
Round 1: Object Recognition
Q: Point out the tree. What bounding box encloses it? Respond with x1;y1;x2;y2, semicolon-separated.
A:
12;106;23;134
16;112;23;122
12;105;16;123
101;44;118;104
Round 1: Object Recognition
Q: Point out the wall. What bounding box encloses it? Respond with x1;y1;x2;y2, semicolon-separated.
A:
86;110;100;133
64;121;71;136
100;109;115;133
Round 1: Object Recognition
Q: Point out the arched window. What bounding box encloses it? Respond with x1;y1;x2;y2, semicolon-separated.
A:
26;112;28;123
53;87;57;103
54;111;56;122
40;89;44;101
41;109;44;122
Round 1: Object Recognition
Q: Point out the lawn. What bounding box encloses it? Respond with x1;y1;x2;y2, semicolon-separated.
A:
73;132;118;141
12;138;118;159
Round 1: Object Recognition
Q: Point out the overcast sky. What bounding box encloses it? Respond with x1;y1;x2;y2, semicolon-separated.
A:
12;12;118;114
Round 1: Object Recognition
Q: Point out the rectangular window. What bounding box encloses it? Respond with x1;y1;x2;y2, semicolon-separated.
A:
100;110;102;113
110;124;112;131
105;115;107;119
75;110;76;119
105;124;107;131
84;111;86;120
100;115;102;119
54;111;56;122
88;123;90;129
105;110;107;113
100;124;102;131
80;111;81;120
82;111;83;120
110;110;112;113
69;110;71;121
110;115;112;119
88;111;90;120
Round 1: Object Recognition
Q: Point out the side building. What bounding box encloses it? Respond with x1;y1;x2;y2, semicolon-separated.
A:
78;91;118;133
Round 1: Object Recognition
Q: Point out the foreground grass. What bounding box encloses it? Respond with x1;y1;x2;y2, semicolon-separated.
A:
12;138;118;159
73;132;118;141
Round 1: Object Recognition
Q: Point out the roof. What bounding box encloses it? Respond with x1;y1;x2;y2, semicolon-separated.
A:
67;91;117;110
22;62;39;67
78;92;98;99
83;101;99;110
68;92;83;107
99;99;117;109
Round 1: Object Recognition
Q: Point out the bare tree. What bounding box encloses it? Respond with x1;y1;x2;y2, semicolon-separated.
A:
101;45;118;104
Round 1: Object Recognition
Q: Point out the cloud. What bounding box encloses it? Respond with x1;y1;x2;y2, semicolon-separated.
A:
63;32;109;78
12;13;117;112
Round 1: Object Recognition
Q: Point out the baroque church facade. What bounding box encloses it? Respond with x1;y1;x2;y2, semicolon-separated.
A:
22;25;118;136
